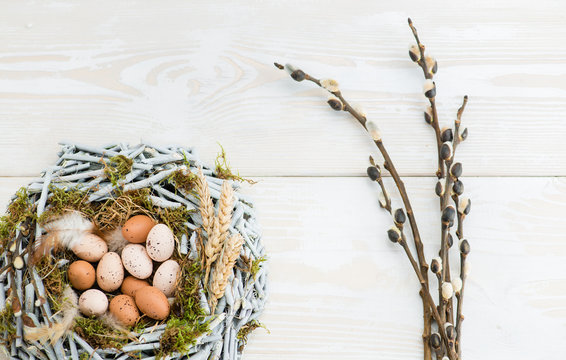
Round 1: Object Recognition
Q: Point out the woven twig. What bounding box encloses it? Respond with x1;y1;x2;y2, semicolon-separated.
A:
0;142;268;360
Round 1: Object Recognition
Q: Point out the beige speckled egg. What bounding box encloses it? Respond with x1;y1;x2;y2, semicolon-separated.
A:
68;260;96;290
146;224;175;262
109;295;139;327
134;286;170;320
122;215;156;244
121;244;153;279
96;252;124;292
72;233;108;262
79;289;108;316
121;276;150;298
153;260;180;297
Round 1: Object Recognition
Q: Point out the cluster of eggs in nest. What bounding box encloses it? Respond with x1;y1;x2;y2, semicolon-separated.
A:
68;215;180;326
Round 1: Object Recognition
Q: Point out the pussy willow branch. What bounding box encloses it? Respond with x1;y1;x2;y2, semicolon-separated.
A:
274;63;457;360
408;18;444;179
453;97;469;358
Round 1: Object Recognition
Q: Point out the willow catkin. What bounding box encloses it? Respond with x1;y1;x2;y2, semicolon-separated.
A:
195;168;215;237
209;233;244;311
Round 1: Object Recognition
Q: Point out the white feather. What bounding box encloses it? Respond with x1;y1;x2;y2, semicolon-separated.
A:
24;286;79;344
104;227;129;255
42;211;94;250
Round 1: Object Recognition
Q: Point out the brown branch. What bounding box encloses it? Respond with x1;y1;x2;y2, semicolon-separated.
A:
274;62;460;360
455;252;468;357
408;18;444;179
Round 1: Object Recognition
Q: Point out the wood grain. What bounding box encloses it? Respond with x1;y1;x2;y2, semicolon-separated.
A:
2;176;565;358
1;1;566;177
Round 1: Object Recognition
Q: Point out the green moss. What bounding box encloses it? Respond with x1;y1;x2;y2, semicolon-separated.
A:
0;304;16;346
104;155;133;188
34;252;73;312
214;144;256;184
38;186;93;225
0;187;36;251
74;316;131;350
250;256;267;279
158;259;209;357
236;320;269;351
168;169;198;194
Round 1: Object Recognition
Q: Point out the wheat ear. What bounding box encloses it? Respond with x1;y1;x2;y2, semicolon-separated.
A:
204;217;222;285
195;168;215;237
218;181;234;242
209;233;244;313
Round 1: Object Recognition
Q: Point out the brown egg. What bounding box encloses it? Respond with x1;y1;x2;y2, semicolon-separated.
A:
122;215;156;244
121;276;150;297
134;286;170;320
68;260;96;290
109;295;139;327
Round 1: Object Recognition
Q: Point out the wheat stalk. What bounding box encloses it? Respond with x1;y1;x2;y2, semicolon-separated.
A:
208;233;244;313
218;181;234;242
195;168;215;237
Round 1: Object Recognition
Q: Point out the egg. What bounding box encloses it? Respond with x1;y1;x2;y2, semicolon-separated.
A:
121;244;153;279
79;289;108;316
72;233;108;262
122;215;156;244
146;224;175;262
68;260;96;290
153;260;180;297
121;276;150;297
96;252;124;292
109;295;139;327
134;286;170;320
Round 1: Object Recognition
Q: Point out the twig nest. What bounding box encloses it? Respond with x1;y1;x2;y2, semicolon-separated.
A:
0;143;267;360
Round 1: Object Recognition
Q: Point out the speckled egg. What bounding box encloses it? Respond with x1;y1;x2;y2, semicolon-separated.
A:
121;276;150;298
79;289;108;316
96;252;124;292
109;295;139;327
72;233;108;262
122;215;156;244
121;244;153;279
134;286;170;320
153;260;180;297
68;260;96;290
146;224;175;262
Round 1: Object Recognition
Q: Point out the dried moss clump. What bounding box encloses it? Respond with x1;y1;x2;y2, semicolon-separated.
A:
0;187;35;250
38;186;93;225
168;168;198;194
214;145;256;184
34;252;73;312
236;320;268;351
104;155;133;188
74;316;131;350
0;304;16;346
159;259;209;357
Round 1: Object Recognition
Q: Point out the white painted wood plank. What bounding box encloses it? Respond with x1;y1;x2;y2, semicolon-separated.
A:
1;1;566;177
2;176;565;358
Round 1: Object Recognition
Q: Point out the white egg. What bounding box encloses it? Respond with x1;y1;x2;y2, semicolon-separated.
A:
72;233;108;262
121;244;153;279
153;260;180;297
96;252;124;292
79;289;108;316
146;224;175;262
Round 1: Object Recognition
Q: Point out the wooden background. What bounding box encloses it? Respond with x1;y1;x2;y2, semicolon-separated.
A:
1;1;565;358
